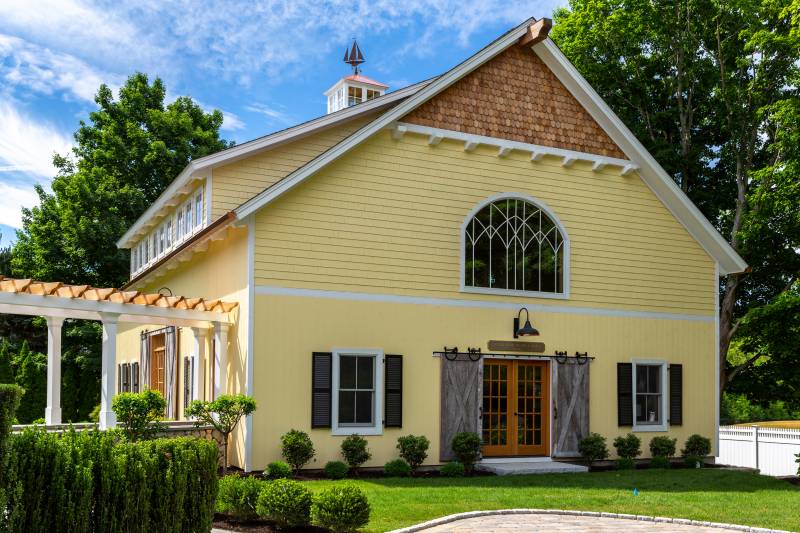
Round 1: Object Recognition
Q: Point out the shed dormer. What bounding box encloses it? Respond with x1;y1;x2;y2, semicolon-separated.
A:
325;40;388;114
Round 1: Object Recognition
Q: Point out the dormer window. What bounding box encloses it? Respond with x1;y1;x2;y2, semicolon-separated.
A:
194;192;203;227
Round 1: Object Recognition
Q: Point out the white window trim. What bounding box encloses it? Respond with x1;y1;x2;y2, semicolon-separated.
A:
331;348;384;436
631;358;669;433
459;192;571;300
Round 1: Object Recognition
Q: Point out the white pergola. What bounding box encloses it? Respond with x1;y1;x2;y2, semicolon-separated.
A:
0;277;235;429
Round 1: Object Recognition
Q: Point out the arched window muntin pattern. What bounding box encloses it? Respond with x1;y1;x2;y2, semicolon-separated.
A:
462;194;569;297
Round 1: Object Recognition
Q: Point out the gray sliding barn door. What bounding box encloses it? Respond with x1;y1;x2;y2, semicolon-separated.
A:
439;356;482;462
553;361;590;457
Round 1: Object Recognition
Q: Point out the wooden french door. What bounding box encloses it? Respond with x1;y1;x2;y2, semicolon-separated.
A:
482;359;550;456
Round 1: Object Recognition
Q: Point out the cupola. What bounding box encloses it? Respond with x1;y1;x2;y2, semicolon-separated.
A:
325;40;388;114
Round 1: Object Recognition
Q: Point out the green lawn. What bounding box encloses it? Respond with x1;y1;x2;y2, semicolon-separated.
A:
302;469;800;532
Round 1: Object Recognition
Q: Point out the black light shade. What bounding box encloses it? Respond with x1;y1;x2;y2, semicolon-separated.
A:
514;307;540;338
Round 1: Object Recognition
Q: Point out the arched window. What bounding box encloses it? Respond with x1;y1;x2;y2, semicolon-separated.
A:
463;196;566;295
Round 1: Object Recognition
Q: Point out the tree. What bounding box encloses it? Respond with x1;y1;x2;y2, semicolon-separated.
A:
111;389;167;441
185;394;257;475
552;0;800;400
5;73;230;422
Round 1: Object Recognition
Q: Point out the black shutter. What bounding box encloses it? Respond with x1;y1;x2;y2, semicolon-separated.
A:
384;355;403;428
131;362;140;393
117;363;123;394
669;364;683;425
617;363;633;426
312;352;332;428
122;363;130;392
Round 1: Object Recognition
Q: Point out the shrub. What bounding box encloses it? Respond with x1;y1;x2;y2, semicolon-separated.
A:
280;429;315;473
112;390;166;441
311;484;371;533
384;459;412;477
186;393;257;475
650;456;671;469
341;434;371;474
682;434;711;468
616;457;635;470
451;432;481;473
3;428;218;533
396;434;430;473
0;383;23;517
613;433;642;460
325;460;350;480
217;474;263;521
649;436;677;458
257;478;312;528
440;461;466;477
682;434;711;457
265;460;292;479
578;432;608;466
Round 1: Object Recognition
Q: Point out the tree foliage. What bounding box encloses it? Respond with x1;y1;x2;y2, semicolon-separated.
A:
553;0;800;405
186;394;256;475
2;73;230;422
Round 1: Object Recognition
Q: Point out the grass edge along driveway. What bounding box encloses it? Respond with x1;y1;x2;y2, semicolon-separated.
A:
303;469;800;532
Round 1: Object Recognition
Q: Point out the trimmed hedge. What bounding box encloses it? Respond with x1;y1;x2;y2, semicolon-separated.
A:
256;479;312;528
0;384;24;524
217;474;262;521
2;428;218;533
311;484;370;533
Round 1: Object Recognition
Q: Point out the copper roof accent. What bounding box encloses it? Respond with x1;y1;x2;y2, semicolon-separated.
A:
0;275;237;314
343;74;388;88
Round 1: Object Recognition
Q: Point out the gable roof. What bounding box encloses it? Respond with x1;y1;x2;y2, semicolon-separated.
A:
233;18;746;275
116;78;432;249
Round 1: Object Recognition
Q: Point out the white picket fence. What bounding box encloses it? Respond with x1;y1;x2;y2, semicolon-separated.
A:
717;425;800;476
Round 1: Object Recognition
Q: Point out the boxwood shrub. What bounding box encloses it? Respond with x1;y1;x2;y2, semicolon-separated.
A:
682;434;711;467
2;428;218;533
384;458;412;477
265;460;293;479
256;479;312;528
440;461;466;477
311;484;370;533
324;460;349;480
217;474;263;521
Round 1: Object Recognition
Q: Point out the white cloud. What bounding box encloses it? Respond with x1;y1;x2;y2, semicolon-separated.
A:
0;34;118;103
0;181;40;228
221;110;246;131
0;101;72;178
244;103;293;125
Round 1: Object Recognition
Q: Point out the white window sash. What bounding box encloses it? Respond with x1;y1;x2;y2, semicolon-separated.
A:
631;359;669;432
331;348;384;436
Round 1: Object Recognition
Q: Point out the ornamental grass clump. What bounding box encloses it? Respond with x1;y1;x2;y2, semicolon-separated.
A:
280;429;315;474
217;474;263;521
613;433;641;470
256;479;312;528
397;434;430;474
340;434;371;475
311;484;371;533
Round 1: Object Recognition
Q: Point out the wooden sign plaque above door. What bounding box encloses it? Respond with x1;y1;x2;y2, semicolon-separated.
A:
487;340;546;353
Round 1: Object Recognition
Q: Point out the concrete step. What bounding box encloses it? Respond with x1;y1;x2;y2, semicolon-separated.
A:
476;459;588;475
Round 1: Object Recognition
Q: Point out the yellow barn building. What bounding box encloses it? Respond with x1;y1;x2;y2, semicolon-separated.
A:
108;18;746;472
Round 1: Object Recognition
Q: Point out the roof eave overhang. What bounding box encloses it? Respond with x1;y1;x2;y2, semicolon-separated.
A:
116;80;431;249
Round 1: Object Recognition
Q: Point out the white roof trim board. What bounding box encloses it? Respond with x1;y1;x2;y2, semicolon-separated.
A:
116;80;432;248
234;18;746;275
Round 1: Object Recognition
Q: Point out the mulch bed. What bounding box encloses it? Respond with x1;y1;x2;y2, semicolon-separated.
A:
213;515;327;532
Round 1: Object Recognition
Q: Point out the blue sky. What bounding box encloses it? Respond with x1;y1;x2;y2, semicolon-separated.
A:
0;0;565;245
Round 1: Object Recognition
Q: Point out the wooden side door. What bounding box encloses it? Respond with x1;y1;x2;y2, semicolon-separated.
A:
149;333;166;397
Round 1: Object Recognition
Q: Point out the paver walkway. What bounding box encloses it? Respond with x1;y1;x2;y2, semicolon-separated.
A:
396;511;788;533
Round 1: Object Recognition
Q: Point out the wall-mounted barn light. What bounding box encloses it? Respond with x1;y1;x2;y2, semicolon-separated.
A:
513;307;539;338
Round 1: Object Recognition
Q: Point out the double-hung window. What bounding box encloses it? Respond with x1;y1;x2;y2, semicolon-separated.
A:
194;193;203;227
332;349;383;435
633;361;667;431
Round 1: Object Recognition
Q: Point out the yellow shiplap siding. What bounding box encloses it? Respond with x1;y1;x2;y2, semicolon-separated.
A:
211;114;379;219
253;131;716;314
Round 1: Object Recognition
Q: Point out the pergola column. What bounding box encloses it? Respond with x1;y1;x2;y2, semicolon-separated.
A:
191;326;208;402
45;316;64;425
99;313;119;429
213;322;229;399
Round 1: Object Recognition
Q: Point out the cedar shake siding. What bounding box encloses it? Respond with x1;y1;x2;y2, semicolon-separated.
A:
403;46;626;159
